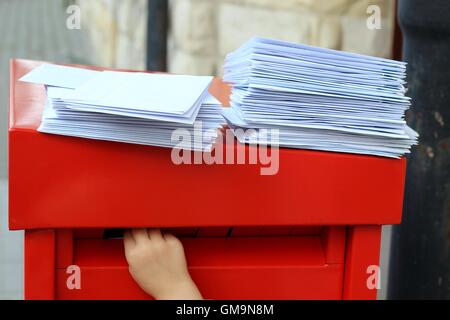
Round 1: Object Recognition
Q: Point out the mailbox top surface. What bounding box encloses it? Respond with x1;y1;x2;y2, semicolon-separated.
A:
9;59;406;230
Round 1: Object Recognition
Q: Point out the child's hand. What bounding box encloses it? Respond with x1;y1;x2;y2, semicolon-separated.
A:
124;228;202;300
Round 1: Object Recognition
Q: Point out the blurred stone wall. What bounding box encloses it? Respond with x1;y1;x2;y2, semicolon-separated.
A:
76;0;395;74
169;0;396;76
76;0;148;70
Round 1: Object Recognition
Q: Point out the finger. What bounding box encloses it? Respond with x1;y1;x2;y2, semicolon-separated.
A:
131;228;150;244
124;230;135;244
148;228;163;242
163;233;184;256
163;232;177;242
123;230;136;258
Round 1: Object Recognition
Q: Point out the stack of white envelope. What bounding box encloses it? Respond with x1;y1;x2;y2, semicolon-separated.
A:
222;37;418;158
20;64;224;151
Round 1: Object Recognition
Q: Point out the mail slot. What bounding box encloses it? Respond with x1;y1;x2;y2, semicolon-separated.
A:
48;226;345;300
12;59;405;300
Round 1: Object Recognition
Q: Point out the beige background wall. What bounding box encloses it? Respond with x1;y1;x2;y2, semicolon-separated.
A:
169;0;395;76
76;0;395;75
76;0;148;70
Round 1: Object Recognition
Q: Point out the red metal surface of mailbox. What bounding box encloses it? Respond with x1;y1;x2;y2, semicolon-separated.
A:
10;59;402;300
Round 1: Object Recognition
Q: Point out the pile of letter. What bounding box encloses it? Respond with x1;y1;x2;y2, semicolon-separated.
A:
21;64;224;151
222;37;418;158
21;36;418;158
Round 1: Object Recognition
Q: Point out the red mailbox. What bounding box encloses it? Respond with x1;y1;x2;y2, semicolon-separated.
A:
9;59;406;300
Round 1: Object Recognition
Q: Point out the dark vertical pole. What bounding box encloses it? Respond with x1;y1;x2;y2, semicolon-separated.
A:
388;0;450;299
391;0;403;61
147;0;168;71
